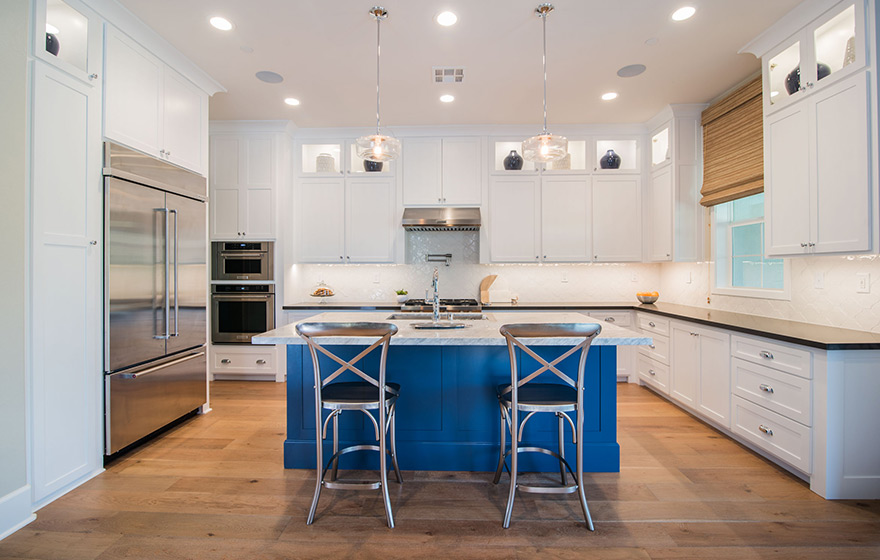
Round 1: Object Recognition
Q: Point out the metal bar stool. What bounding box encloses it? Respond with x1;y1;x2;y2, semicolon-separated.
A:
296;322;402;528
492;322;602;529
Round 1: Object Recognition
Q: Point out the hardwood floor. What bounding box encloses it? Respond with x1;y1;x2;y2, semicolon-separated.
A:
2;382;878;559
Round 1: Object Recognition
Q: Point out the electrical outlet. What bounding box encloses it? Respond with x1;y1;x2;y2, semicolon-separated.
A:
373;273;380;284
561;272;569;283
631;272;638;282
857;273;870;293
814;272;825;290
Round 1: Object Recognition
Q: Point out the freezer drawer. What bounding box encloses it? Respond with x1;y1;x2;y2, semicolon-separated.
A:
105;349;206;454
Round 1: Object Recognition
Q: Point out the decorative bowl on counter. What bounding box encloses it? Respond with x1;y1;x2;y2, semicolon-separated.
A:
636;292;659;304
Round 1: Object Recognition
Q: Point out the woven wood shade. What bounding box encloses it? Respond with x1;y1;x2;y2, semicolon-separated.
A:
700;77;763;207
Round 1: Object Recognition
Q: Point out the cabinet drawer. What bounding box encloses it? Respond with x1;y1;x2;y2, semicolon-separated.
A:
213;349;276;373
731;335;811;379
637;354;669;394
590;311;632;327
732;357;811;426
638;313;669;336
732;396;811;474
638;332;669;364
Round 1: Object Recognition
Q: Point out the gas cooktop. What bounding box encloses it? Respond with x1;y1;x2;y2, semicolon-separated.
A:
400;298;481;312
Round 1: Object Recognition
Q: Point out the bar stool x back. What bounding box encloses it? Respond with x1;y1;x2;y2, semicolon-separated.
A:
296;322;402;528
493;322;602;529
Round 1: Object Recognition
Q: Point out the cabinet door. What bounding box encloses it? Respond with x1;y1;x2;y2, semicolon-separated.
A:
402;138;442;205
31;62;102;501
696;327;731;428
541;176;590;262
441;137;482;205
670;323;699;409
209;136;241;239
34;0;103;85
298;179;345;263
241;137;275;239
489;176;540;263
765;103;811;255
162;66;206;174
592;176;641;262
812;71;870;253
103;26;163;158
650;167;673;261
346;178;396;263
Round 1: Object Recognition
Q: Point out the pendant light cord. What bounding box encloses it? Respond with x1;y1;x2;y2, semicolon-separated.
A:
541;10;548;134
375;14;381;135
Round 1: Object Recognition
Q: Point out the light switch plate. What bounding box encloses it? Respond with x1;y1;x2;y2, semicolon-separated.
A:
857;273;870;293
814;272;824;290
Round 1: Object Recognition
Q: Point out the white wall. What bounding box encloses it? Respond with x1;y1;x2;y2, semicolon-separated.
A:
661;256;880;333
0;0;34;539
285;231;662;305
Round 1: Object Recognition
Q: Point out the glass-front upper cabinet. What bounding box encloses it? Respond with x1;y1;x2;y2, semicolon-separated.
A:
651;126;670;168
298;140;394;175
594;138;639;173
34;0;102;85
491;139;587;173
764;1;864;112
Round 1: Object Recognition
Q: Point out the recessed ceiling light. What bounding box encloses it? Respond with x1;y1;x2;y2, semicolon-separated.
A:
601;92;618;101
671;6;696;21
440;94;455;103
645;37;659;46
255;70;284;84
284;98;300;106
617;64;647;78
209;16;233;31
240;46;254;53
436;11;458;26
46;23;59;34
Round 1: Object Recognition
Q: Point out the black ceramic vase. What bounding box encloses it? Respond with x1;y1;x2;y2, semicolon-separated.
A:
46;33;60;56
785;62;832;95
503;150;523;170
599;149;621;169
363;159;384;172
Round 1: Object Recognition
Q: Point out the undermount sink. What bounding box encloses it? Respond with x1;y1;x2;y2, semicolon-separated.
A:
386;313;486;321
411;321;469;330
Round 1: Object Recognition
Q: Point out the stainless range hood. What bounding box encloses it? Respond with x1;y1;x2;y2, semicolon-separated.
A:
402;207;481;231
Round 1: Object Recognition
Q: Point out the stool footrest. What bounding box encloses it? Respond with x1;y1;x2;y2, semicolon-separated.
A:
324;480;382;491
517;484;578;495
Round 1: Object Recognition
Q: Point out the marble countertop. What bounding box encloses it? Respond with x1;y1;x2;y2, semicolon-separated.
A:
253;311;651;347
282;301;880;350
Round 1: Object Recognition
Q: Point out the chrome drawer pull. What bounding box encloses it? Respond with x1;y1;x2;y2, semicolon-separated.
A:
604;317;615;323
759;350;774;360
256;359;267;365
759;384;774;394
648;321;656;327
758;425;773;436
648;369;656;376
221;359;231;364
649;344;655;349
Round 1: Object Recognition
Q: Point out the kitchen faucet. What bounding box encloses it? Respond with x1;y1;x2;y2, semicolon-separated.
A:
432;267;440;323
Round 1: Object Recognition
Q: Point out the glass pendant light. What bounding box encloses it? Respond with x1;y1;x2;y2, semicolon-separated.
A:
356;6;401;162
522;3;567;163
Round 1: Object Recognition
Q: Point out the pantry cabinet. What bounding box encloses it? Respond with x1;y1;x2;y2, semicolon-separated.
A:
104;25;207;175
402;137;482;205
765;71;870;255
210;134;279;240
296;176;396;263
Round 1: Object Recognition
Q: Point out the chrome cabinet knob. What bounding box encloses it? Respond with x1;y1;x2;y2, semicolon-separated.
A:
89;240;97;245
649;344;655;349
89;73;98;80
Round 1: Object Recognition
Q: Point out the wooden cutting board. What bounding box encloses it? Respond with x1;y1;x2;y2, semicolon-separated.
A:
479;275;497;304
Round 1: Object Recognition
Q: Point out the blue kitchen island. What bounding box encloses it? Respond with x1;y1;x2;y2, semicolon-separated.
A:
253;311;651;473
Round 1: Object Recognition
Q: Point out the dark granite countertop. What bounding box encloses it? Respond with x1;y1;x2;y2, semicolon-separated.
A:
283;301;880;350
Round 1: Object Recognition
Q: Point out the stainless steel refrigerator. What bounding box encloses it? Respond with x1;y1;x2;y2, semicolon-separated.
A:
103;142;207;455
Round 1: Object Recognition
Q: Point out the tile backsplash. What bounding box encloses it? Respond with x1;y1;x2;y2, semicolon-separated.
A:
660;255;880;333
286;232;662;305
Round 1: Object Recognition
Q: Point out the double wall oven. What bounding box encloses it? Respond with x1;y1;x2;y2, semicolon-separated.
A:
211;242;275;344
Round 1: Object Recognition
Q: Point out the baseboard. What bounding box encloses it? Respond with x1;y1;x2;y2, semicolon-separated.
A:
0;485;35;541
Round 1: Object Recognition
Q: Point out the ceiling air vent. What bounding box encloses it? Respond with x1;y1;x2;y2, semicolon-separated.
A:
433;67;464;83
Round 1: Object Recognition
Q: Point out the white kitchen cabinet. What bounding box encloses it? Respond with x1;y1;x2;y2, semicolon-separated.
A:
210;344;284;382
403;137;482;205
592;176;642;262
649;167;673;261
29;61;103;504
766;71;870;255
34;0;103;86
210;134;277;240
296;177;395;263
588;311;635;381
104;26;207;175
670;321;731;428
488;175;541;263
541;176;591;262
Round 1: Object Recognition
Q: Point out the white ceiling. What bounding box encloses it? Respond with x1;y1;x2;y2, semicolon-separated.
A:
116;0;802;128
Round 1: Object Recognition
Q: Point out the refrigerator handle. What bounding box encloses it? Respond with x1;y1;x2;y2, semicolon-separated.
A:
170;208;179;337
157;207;170;340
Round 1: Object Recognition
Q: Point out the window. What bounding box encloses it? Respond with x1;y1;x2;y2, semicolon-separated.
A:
713;193;789;299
